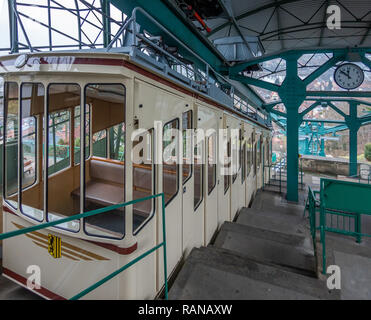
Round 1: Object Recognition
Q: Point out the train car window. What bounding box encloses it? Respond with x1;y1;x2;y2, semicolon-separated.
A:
47;84;80;232
232;132;238;183
241;142;246;183
92;129;107;158
163;119;179;206
133;129;154;234
194;140;203;209
4;82;19;209
74;105;90;164
257;137;261;170
182;110;192;184
20;83;44;221
253;142;257;176
246;137;252;178
224;139;231;194
84;84;126;239
207;133;216;194
239;128;242;172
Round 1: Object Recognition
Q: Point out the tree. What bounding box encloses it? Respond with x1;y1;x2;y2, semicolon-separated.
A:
365;143;371;162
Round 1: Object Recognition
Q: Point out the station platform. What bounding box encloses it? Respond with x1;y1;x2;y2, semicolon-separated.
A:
169;175;371;300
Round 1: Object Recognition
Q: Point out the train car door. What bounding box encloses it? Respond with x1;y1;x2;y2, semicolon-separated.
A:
229;116;242;221
245;125;255;206
218;113;231;224
181;105;203;257
133;79;184;291
197;104;218;245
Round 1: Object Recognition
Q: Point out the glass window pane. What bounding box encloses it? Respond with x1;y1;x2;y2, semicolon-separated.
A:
20;83;44;221
109;123;125;161
74;105;90;164
224;139;230;193
246;137;252;177
242;142;246;183
92;129;107;158
194;141;203;209
163;119;179;206
208;133;216;194
84;84;126;239
133;129;154;234
48;110;70;174
4;82;19;209
47;84;80;232
182;111;192;184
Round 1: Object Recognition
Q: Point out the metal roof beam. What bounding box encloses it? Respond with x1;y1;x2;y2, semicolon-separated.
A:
208;0;301;37
216;0;258;55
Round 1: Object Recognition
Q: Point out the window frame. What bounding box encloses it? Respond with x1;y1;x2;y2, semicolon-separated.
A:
3;81;19;210
163;117;180;208
133;129;156;235
224;139;231;194
82;83;126;239
46;82;81;233
207;133;217;195
182;110;193;185
194;137;204;211
19;82;43;222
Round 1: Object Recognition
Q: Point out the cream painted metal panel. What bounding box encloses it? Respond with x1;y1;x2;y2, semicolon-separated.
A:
197;104;218;245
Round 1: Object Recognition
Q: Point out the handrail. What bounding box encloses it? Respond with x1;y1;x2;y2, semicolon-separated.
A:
0;193;168;300
316;178;371;274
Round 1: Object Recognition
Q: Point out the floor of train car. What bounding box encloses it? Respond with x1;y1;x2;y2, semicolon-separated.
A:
84;203;147;235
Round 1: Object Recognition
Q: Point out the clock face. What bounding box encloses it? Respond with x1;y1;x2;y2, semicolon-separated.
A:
334;63;364;90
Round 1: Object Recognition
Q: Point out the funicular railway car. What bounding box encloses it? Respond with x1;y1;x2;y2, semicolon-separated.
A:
0;49;272;299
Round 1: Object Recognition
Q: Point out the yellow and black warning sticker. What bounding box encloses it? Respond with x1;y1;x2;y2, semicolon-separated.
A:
48;234;62;259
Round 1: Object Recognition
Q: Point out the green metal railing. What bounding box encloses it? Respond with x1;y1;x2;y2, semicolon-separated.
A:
0;193;168;300
307;187;319;252
263;157;304;193
349;163;371;184
306;178;371;274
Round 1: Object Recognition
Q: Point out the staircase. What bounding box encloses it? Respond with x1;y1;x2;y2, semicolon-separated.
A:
169;189;340;300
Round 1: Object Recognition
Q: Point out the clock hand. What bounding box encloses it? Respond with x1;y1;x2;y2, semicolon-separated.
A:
340;70;351;79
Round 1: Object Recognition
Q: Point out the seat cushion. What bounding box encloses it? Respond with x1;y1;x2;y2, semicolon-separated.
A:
73;180;124;207
90;159;124;184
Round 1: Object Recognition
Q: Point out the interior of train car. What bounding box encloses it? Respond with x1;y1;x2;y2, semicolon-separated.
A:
3;82;158;239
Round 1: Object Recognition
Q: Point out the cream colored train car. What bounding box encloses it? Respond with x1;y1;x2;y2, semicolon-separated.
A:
0;52;271;299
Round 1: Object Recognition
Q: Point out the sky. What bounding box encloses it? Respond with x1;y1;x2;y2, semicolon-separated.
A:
0;0;125;52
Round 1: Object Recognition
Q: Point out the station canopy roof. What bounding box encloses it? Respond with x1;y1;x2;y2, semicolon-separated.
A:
178;0;371;58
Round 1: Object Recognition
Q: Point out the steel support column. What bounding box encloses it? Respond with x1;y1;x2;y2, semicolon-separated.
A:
348;102;360;176
8;0;18;53
101;0;111;47
279;55;306;202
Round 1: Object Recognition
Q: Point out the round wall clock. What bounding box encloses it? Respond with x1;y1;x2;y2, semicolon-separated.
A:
334;63;364;90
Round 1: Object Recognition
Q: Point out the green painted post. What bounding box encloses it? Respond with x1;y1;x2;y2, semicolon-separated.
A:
347;102;360;177
8;0;18;53
278;55;306;202
101;0;111;48
285;108;299;202
319;139;325;157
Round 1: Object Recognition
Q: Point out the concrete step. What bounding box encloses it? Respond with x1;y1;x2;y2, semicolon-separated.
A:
236;207;308;236
214;222;316;277
169;246;339;300
250;194;305;218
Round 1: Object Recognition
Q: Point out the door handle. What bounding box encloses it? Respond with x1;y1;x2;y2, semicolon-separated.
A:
183;186;186;193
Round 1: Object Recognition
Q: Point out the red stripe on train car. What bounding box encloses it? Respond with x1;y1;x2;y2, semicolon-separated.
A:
2;268;66;300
